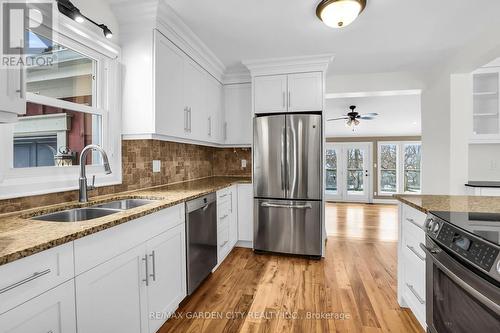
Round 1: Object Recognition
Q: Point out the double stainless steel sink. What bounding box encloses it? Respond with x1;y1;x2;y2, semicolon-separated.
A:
32;199;158;222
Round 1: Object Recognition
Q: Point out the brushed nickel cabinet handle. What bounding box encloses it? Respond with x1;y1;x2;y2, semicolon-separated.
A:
405;283;425;305
406;217;424;231
0;269;51;294
406;245;425;261
149;251;156;282
142;254;149;286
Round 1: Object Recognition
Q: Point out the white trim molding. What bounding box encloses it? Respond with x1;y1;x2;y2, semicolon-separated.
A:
326;89;422;99
243;54;334;77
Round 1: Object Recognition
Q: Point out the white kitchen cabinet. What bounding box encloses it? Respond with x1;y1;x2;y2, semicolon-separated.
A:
237;183;254;245
223;83;252;145
146;224;187;333
287;72;323;112
0;280;76;333
0;243;74;315
216;185;239;265
397;202;427;330
151;30;224;145
75;244;149;333
155;34;185;138
253;72;323;114
254;75;288;113
471;67;500;143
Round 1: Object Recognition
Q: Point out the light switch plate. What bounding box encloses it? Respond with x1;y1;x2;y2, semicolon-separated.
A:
153;160;161;173
241;159;247;168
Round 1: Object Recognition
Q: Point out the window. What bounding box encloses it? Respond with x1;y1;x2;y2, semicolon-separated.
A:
378;142;421;195
13;32;102;168
404;144;422;193
379;144;398;193
325;148;337;192
0;14;121;199
347;148;364;193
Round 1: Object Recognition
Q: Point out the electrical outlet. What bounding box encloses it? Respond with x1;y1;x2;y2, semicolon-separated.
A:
241;159;247;168
153;160;161;173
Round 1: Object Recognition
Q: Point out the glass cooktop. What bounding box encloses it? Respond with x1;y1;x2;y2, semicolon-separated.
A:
431;211;500;246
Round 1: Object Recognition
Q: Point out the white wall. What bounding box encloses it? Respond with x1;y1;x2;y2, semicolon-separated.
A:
326;71;425;94
469;144;500;181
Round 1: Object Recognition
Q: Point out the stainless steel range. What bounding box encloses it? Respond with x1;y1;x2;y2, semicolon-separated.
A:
253;113;322;258
421;211;500;333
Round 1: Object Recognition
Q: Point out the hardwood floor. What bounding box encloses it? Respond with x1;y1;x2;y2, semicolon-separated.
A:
158;203;423;333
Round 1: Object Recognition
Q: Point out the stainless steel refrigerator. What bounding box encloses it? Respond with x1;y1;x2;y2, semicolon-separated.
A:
253;113;322;257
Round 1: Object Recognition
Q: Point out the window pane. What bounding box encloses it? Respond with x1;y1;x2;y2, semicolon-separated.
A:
404;144;422;193
347;148;363;193
26;32;95;106
13;102;102;168
380;144;397;193
325;149;337;192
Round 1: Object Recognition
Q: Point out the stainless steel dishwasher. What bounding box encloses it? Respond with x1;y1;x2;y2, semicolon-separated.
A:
185;193;217;295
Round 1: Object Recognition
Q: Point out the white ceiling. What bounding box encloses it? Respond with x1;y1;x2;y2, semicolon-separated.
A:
325;94;421;137
164;0;500;75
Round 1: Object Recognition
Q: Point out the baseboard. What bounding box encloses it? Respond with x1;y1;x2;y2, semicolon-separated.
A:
235;240;253;249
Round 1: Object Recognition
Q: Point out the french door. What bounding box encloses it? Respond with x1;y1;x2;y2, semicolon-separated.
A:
325;143;372;203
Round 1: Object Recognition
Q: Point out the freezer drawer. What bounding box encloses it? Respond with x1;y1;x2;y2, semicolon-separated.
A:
254;199;321;256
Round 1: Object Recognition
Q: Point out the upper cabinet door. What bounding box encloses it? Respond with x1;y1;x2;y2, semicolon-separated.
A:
254;75;287;114
287;72;323;112
155;33;185;138
224;83;252;145
184;58;207;141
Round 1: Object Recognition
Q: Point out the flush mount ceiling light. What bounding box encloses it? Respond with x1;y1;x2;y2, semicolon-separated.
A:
316;0;366;28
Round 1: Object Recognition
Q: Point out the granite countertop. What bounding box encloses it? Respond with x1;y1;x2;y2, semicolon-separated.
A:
0;176;251;266
465;181;500;188
394;194;500;214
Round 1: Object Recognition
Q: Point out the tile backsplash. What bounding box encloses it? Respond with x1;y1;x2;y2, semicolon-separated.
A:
0;140;251;214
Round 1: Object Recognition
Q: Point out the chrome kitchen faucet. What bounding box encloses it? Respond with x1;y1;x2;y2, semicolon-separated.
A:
79;145;112;203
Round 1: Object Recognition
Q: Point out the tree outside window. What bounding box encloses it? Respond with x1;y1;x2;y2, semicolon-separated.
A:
404;144;421;192
380;144;397;193
325;149;337;192
347;148;364;192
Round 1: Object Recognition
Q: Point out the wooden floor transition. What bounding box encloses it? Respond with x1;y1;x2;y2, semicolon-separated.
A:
158;203;424;333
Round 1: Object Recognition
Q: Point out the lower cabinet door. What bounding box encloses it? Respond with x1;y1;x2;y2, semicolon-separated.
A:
146;224;187;333
75;244;149;333
0;279;76;333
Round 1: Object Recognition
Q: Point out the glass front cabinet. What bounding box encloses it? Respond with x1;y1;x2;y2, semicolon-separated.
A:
471;67;500;142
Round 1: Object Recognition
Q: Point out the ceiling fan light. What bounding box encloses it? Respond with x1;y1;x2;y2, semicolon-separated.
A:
354;119;360;126
316;0;366;28
346;119;353;127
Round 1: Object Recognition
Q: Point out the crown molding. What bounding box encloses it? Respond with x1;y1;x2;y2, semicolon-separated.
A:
222;70;252;85
109;0;226;82
243;54;335;77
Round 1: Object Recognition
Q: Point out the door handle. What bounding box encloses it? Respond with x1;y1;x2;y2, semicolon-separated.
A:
224;122;227;140
406;245;425;261
149;251;156;282
142;254;149;286
0;269;51;294
288;91;291;109
281;127;286;191
208;116;212;136
261;202;312;209
405;283;425;305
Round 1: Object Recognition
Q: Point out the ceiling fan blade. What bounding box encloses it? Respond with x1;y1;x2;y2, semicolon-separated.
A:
359;116;376;120
327;116;349;121
361;113;378;117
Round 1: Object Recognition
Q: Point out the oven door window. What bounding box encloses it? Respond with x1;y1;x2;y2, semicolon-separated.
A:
433;265;500;332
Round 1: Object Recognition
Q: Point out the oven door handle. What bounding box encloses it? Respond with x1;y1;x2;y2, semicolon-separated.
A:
419;242;500;317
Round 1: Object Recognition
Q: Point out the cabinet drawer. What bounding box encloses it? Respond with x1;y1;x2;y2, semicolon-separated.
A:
0;243;74;314
74;204;184;275
0;279;76;333
402;204;427;231
217;187;232;202
402;257;426;330
217;225;231;263
217;200;231;218
402;227;426;262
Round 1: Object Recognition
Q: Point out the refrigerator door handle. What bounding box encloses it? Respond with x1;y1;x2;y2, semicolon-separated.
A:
261;202;312;209
281;127;286;191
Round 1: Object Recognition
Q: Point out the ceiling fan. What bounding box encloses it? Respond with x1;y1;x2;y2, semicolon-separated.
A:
327;105;378;128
